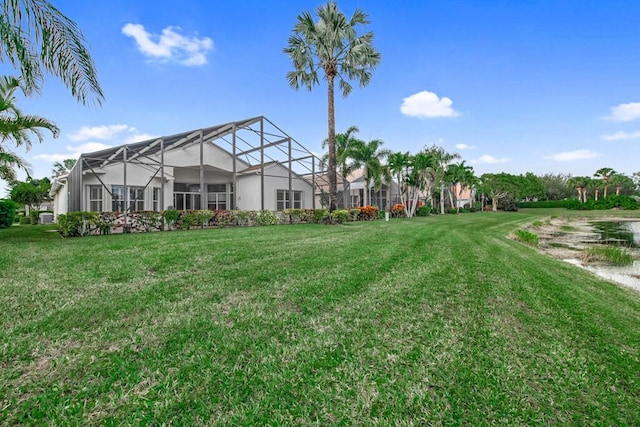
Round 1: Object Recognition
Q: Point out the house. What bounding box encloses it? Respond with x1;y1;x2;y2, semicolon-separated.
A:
50;117;321;219
312;168;401;210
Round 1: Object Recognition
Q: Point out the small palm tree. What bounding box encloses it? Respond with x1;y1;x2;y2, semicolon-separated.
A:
568;176;590;203
321;125;360;178
284;2;381;211
0;76;59;179
594;167;616;199
387;151;411;207
446;161;476;212
348;138;391;207
424;145;460;214
52;158;76;176
0;0;103;105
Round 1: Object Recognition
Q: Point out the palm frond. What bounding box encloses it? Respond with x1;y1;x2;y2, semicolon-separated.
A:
1;0;104;105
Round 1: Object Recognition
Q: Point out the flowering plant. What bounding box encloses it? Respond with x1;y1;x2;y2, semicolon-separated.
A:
391;203;405;217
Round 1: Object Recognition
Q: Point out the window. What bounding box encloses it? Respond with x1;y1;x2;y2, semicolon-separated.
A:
276;189;302;210
112;186;144;212
112;186;125;212
208;183;227;210
89;185;102;212
153;187;161;211
173;183;201;210
130;187;144;212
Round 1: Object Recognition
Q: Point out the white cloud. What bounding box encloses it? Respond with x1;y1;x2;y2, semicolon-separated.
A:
122;23;213;66
124;133;157;144
33;124;157;167
32;153;76;163
604;102;640;122
69;124;130;141
32;142;113;163
71;142;114;153
455;143;476;150
543;149;602;161
602;130;640;141
400;90;459;119
69;125;158;144
471;154;511;164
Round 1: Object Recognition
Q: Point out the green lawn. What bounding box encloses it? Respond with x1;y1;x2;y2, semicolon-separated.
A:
1;210;640;425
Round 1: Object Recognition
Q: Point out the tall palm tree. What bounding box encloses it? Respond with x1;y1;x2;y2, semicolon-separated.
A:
568;176;590;203
0;76;59;179
0;0;103;105
284;2;381;211
321;125;360;178
594;167;616;199
609;173;626;196
348;138;391;207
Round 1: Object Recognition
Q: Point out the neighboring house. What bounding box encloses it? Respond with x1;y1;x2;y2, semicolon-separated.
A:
313;168;401;210
50;117;321;219
451;183;475;208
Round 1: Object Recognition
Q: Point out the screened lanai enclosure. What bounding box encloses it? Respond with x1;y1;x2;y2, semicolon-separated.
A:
51;116;369;220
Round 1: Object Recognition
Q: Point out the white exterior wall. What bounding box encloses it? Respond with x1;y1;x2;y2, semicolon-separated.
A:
237;164;313;210
52;182;68;220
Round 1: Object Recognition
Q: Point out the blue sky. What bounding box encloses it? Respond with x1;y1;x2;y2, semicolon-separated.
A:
4;0;640;192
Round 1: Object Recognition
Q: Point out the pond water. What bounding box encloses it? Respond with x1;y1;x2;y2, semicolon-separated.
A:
589;221;639;247
566;220;640;292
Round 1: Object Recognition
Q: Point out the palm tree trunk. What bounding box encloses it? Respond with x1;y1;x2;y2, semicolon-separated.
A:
327;75;337;212
448;186;455;212
440;184;445;214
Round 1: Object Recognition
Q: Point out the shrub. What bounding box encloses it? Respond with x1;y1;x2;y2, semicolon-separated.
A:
357;205;379;221
301;209;316;223
312;209;329;223
94;212;117;235
179;211;198;230
282;208;304;224
163;210;180;230
391;203;405;217
211;210;232;227
57;212;99;237
233;210;258;226
0;199;16;229
29;209;40;225
20;216;31;225
515;229;539;247
194;210;214;228
348;209;361;221
137;211;163;232
331;209;350;224
500;197;519;212
257;210;278;226
447;208;458;215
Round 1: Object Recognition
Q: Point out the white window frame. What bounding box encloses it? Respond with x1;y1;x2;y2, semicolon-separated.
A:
276;189;302;210
89;185;103;212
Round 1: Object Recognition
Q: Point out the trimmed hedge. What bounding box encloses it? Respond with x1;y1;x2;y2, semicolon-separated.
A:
0;199;16;229
567;195;638;210
518;200;577;209
54;206;395;237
